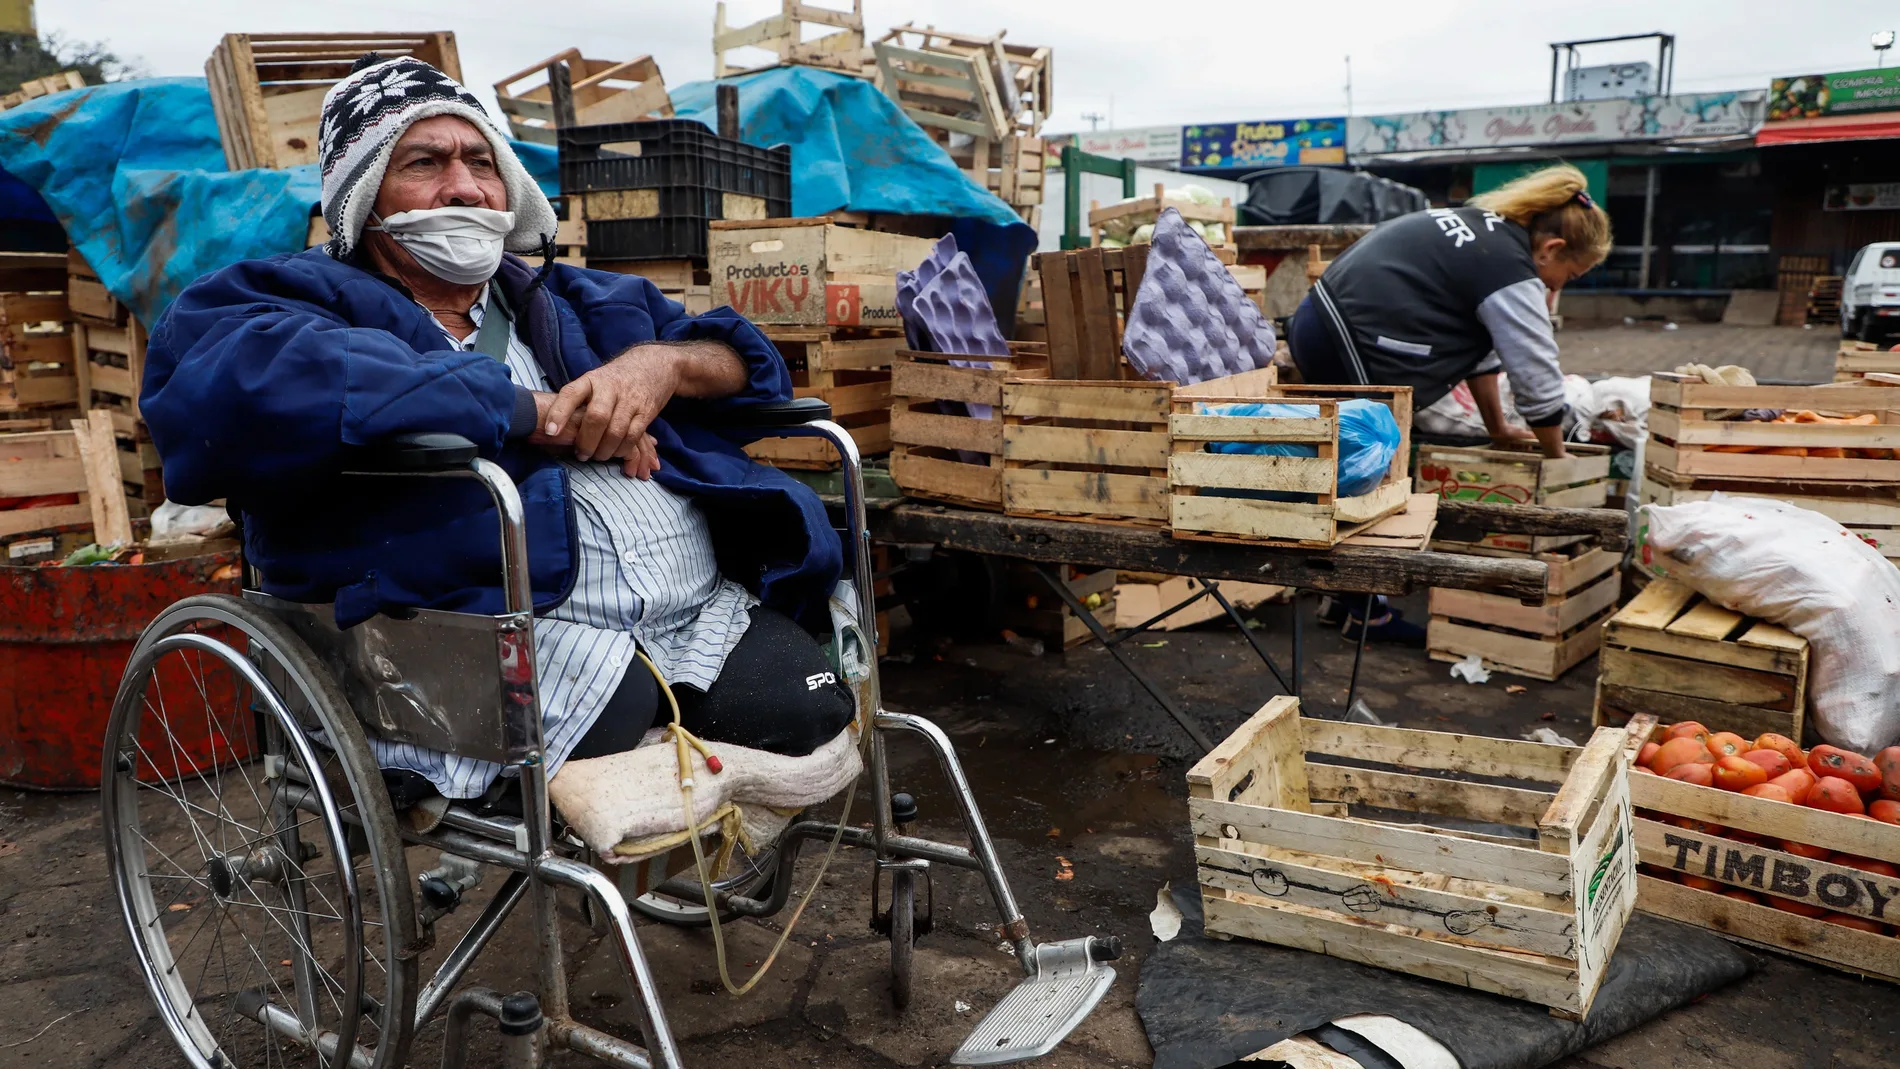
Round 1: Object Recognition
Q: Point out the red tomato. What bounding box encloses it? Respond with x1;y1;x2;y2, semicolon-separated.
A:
1664;721;1711;746
1766;895;1829;918
1652;737;1715;774
1741;749;1793;779
1638;741;1661;768
1876;746;1900;801
1869;799;1900;826
1754;733;1806;769
1769;768;1817;804
1781;839;1833;860
1808;776;1868;815
1823;912;1887;933
1809;746;1883;796
1680;874;1722;892
1742;783;1792;803
1830;853;1900;878
1708;732;1750;759
1667;763;1715;787
1713;756;1769;792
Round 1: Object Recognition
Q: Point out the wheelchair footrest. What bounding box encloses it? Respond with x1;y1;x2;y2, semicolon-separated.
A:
950;936;1117;1066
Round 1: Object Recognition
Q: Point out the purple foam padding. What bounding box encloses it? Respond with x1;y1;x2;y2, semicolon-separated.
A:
910;251;1010;359
897;233;961;352
1121;207;1277;385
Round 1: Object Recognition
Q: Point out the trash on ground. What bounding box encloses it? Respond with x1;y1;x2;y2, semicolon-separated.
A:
1448;654;1490;684
1150;882;1183;942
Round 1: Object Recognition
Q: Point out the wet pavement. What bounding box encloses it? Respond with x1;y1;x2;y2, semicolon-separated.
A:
4;592;1898;1068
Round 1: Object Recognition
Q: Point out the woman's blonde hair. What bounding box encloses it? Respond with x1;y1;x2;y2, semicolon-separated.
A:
1468;163;1612;269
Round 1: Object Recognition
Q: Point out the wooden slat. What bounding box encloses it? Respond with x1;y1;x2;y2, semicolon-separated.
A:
1171;494;1338;544
1597;646;1799;710
1003;380;1169;422
1635;876;1900;983
889;450;1001;508
1003;468;1166;521
0;503;91;538
1003;424;1168;468
889;409;1001;454
1303;763;1554;829
1663;599;1745;641
1300;719;1576;782
1596;683;1799;740
1170;413;1334;442
1169;452;1333;495
1613;577;1698;631
1185;696;1310;815
72;411;131;544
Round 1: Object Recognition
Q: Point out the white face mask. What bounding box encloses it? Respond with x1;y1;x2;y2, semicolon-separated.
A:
368;205;516;285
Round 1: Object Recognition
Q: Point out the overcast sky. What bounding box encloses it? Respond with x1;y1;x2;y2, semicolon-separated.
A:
34;0;1900;132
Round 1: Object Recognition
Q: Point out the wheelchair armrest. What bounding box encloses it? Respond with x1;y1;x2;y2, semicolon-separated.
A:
348;432;479;474
718;397;833;428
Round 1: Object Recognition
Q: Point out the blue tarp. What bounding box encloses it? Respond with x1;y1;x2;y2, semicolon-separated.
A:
0;69;1031;326
672;67;1037;324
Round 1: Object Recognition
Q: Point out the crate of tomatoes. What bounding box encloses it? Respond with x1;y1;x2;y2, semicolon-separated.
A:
1622;713;1900;982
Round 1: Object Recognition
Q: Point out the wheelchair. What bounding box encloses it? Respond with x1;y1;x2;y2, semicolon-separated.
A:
100;400;1120;1069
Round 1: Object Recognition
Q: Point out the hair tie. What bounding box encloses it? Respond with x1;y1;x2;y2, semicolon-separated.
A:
1574;189;1597;211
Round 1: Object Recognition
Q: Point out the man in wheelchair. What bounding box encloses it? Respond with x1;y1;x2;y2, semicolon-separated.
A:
141;54;855;812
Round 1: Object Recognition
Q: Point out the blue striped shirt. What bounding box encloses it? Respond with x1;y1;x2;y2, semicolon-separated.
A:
366;290;756;798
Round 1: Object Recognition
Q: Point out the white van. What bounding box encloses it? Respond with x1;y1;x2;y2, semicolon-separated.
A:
1843;242;1900;343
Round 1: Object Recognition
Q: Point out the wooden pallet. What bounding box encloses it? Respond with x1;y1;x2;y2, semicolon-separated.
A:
1591;578;1808;742
1807;276;1843;325
1169;382;1410;547
742;328;903;470
1638;462;1900;562
714;0;873;79
1618;715;1900;982
1836;340;1900;382
493;49;672;145
888;344;1050;510
0;412;133;551
205;31;462;171
1191;698;1636;1017
1647;373;1900;484
1418;441;1612;554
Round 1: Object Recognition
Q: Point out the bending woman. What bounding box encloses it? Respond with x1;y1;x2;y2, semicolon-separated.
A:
1288;163;1612;459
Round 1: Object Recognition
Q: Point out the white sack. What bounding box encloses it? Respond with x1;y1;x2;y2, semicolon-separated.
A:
1638;496;1900;753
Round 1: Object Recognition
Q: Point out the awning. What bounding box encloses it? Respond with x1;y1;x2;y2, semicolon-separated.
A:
1757;112;1900;146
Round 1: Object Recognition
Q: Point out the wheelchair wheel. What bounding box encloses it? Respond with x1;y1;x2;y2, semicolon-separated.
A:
627;845;778;927
889;867;916;1010
101;594;418;1069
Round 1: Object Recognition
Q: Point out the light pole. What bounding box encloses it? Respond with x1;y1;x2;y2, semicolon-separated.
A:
1876;30;1896;67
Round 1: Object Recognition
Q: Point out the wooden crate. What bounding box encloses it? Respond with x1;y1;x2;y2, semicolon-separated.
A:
1648;373;1900;484
744;328;902;470
888;343;1050;509
1089;184;1235;249
707;219;936;328
205;31;462;171
1;290;77;413
941;134;1045;210
0;70;85;111
73;318;163;511
493;50;672;145
1638;462;1900;562
1168;382;1412;547
1190;698;1636;1017
1033;244;1145;380
1808;276;1843;325
1002;379;1172;526
875;24;1050;136
0;412;134;551
1618;715;1900;983
65;250;125;325
998;562;1116;650
1114;573;1284;631
591;258;710;314
1427;543;1620;682
1418;441;1612;553
1591;578;1808;742
1836;340;1900;382
714;0;873;79
873;39;1013;143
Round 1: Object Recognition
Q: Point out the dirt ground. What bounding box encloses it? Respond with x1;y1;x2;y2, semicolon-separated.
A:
2;324;1894;1068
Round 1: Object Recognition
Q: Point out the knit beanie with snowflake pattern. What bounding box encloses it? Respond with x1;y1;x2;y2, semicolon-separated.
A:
317;54;557;261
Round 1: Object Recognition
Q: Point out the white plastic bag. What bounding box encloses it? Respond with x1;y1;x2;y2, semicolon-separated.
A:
1637;497;1900;753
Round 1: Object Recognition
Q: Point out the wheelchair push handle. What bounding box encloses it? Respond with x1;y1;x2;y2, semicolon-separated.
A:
348;431;481;473
714;396;833;429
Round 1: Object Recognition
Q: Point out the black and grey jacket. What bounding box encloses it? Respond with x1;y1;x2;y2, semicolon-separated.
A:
1307;206;1567;427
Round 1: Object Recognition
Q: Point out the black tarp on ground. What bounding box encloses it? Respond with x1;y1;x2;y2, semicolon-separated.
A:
1138;886;1752;1069
1238;166;1428;226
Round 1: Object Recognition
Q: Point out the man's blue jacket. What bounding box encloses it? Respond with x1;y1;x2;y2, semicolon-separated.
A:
142;248;843;629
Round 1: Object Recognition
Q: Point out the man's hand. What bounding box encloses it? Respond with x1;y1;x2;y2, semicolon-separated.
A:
544;346;681;467
530;390;662;479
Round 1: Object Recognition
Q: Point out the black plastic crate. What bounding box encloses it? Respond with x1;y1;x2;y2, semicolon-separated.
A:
558;119;791;209
585;216;719;263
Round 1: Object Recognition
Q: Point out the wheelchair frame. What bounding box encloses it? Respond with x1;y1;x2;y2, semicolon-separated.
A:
105;411;1113;1069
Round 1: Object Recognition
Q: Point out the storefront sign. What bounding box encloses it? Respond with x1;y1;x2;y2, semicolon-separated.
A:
1769;69;1900;120
1057;126;1183;163
1180;117;1347;170
1348;92;1764;157
1824;182;1900;212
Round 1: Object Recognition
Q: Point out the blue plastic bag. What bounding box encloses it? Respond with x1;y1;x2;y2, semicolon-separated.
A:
1201;399;1401;498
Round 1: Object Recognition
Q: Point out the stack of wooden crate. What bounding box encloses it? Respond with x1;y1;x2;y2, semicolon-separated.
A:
67;252;161;520
1835;339;1900;381
0;413;134;562
1807;276;1844;326
0;71;86;111
1;253;77;426
1638;372;1900;565
714;0;875;79
711;218;937;471
1416;441;1617;680
204;31;462;171
872;24;1050;223
492;49;673;145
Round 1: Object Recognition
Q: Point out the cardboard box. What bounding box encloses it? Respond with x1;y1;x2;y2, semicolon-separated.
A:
1113;574;1284;631
708;219;937;327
